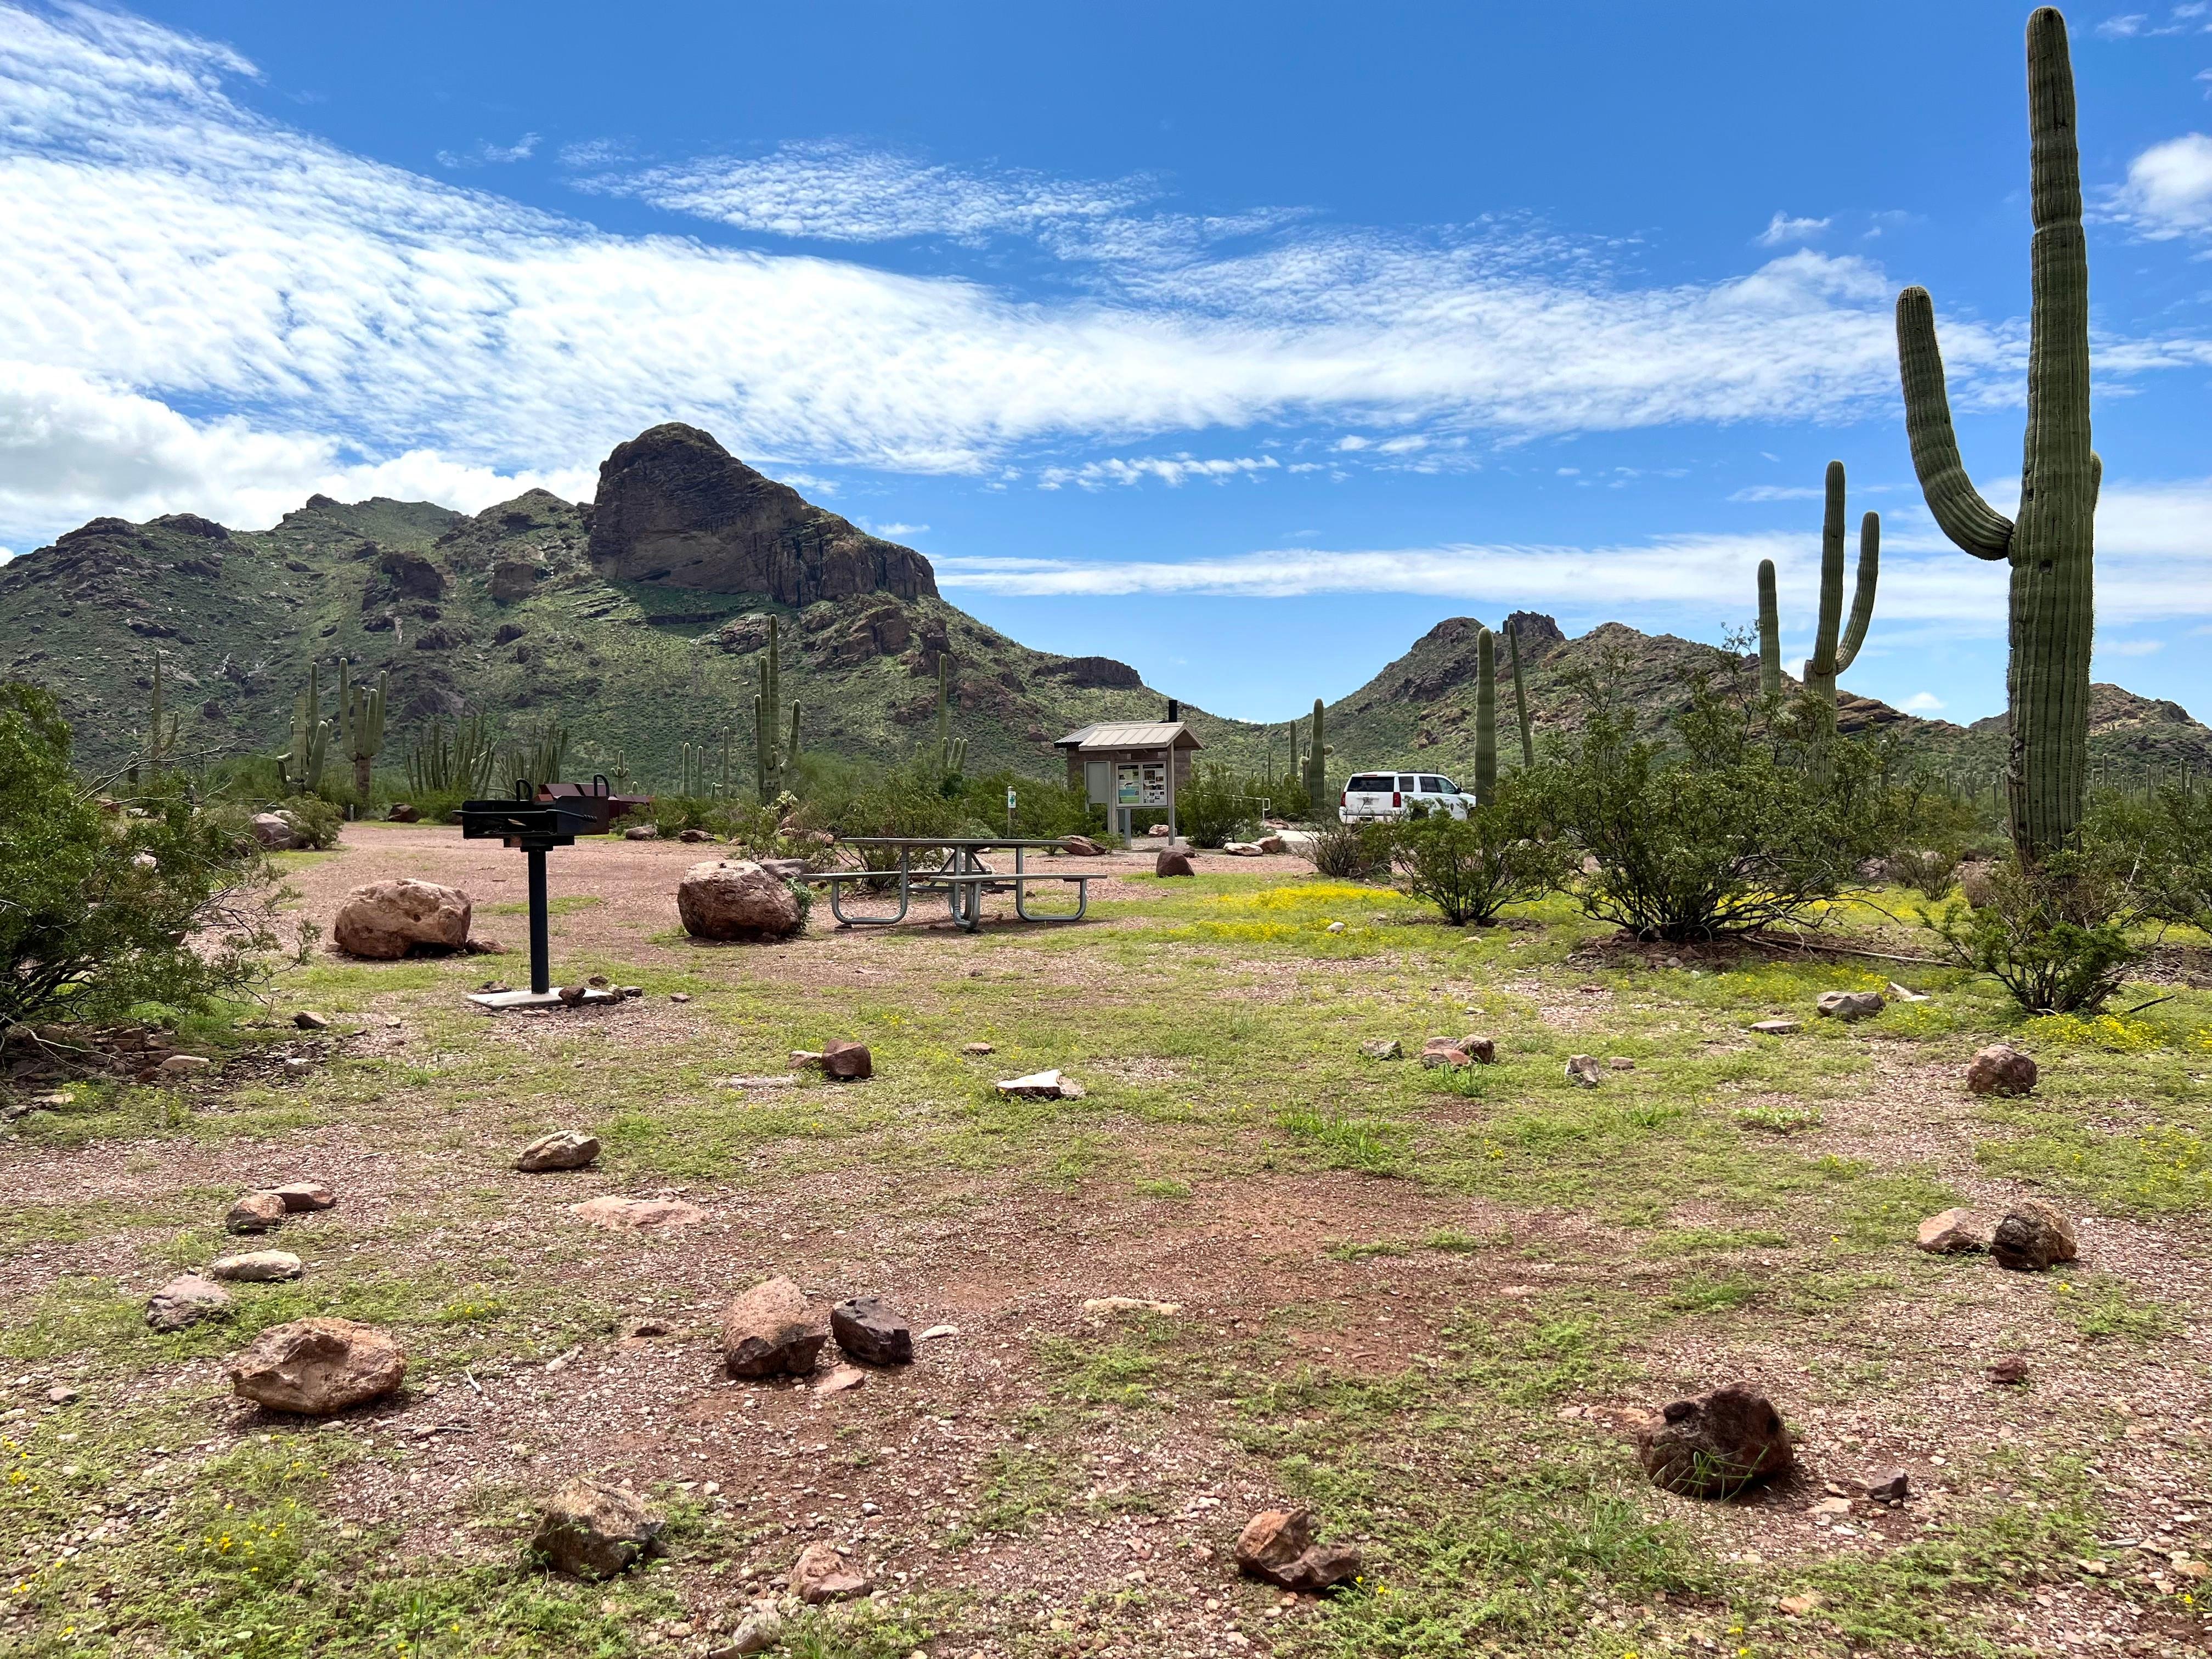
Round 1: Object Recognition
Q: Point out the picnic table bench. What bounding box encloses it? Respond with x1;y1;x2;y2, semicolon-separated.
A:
797;837;1093;933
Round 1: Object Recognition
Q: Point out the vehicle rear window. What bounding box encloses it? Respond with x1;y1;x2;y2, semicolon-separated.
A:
1421;776;1453;793
1398;775;1418;790
1346;775;1394;792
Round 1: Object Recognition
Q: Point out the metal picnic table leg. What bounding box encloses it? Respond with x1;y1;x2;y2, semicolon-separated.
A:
526;845;551;995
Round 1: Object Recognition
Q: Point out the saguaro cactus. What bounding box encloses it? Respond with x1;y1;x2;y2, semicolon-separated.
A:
280;662;329;793
132;650;182;785
1895;7;2097;859
753;617;802;803
337;661;388;797
1302;698;1328;809
1753;461;1878;729
1508;625;1535;769
1474;626;1498;803
935;654;968;776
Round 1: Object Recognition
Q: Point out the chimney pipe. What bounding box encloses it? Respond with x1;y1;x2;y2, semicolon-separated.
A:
1166;698;1180;722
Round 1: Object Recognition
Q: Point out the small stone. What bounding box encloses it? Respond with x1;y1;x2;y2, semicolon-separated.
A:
1606;1056;1635;1071
516;1130;601;1172
1233;1508;1362;1592
1779;1592;1825;1616
1816;989;1884;1022
146;1273;231;1331
569;1196;707;1230
722;1276;827;1379
44;1384;77;1405
1420;1039;1471;1069
715;1610;785;1656
226;1316;405;1414
208;1250;303;1283
814;1364;868;1395
679;827;715;843
1564;1054;1602;1088
920;1324;960;1341
292;1011;330;1031
271;1181;336;1212
1635;1384;1794;1498
791;1541;874;1603
1987;1355;2031;1386
1084;1296;1182;1317
618;1316;676;1341
623;823;659;840
225;1192;287;1234
1966;1043;2038;1098
1990;1200;2078;1272
1324;921;1346;934
1155;849;1195;878
618;986;642;998
157;1054;214;1074
831;1295;913;1365
1865;1472;1910;1504
532;1479;663;1578
996;1069;1083;1099
1915;1207;1990;1254
1750;1019;1801;1035
962;1041;994;1056
670;992;692;1003
820;1039;873;1081
1359;1039;1403;1060
556;983;591;1007
1887;981;1931;1003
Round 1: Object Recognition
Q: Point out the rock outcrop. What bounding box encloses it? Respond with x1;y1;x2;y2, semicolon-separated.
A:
589;424;936;604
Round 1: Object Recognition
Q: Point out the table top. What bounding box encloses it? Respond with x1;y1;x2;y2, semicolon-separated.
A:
837;836;1070;849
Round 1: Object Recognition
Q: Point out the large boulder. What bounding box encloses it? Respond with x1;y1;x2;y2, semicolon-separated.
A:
723;1276;826;1378
677;860;803;941
1635;1384;1793;1497
332;879;471;960
1991;1200;2078;1272
250;812;300;850
226;1317;406;1414
532;1479;663;1579
1966;1044;2039;1097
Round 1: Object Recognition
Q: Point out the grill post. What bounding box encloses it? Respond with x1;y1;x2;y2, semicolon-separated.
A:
527;845;551;995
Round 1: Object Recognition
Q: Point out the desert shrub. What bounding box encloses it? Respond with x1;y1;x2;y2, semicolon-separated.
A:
0;682;285;1027
1889;847;1962;901
1310;817;1392;881
1527;692;1892;942
2088;786;2212;934
1390;789;1570;926
1929;850;2141;1014
274;794;343;849
1175;765;1257;849
651;794;721;837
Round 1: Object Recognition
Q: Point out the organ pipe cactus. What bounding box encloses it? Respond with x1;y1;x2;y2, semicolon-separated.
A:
1508;626;1534;769
1753;461;1878;730
1474;626;1497;803
1896;6;2097;859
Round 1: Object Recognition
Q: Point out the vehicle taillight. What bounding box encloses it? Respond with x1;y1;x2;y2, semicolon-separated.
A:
1392;791;1402;808
1340;790;1347;806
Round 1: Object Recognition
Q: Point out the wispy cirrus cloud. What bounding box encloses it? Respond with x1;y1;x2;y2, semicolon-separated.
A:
1037;454;1281;490
437;132;538;169
1756;211;1830;246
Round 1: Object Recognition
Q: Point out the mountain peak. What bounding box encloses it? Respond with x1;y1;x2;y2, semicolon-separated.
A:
587;422;936;606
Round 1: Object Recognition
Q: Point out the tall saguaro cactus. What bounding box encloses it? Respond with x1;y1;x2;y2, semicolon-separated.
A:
132;650;182;785
1302;698;1328;809
1895;6;2097;859
934;654;968;776
337;661;388;797
1508;626;1535;769
753;617;802;804
1474;626;1498;803
1753;461;1880;729
280;662;329;794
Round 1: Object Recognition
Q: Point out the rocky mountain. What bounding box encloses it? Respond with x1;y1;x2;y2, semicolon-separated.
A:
2;420;2203;793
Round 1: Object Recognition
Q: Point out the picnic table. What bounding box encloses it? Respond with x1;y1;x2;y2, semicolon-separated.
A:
798;836;1093;933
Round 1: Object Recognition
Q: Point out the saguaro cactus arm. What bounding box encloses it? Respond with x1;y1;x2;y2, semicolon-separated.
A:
1835;511;1880;674
1895;287;2015;562
1508;625;1535;768
1755;560;1782;700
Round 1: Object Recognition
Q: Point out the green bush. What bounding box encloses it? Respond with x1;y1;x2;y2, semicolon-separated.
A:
1929;850;2141;1013
1391;790;1570;926
274;794;344;850
1310;817;1392;881
0;683;286;1028
1889;847;1961;901
1526;669;1894;941
1174;764;1257;849
2088;785;2212;934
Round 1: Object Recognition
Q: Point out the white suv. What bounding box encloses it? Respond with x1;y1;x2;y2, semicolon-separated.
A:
1339;771;1470;823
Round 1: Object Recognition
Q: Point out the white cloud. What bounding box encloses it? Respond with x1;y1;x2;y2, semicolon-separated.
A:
0;3;2202;551
2102;638;2166;656
1728;484;1824;501
2109;132;2212;237
2098;13;2150;36
937;477;2212;628
861;520;928;537
1036;454;1280;490
437;132;538;169
1899;691;1946;713
1756;212;1831;246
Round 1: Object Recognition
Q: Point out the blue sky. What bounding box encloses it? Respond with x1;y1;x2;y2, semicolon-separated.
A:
1;2;2209;724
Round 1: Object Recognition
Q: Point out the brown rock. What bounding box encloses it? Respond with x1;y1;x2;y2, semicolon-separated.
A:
1359;1039;1403;1059
678;827;715;843
789;1541;874;1603
571;1196;706;1231
1815;989;1885;1022
332;878;471;960
531;1479;663;1579
676;859;803;941
145;1273;231;1331
1060;836;1102;856
208;1250;303;1283
1233;1508;1363;1592
1420;1038;1472;1069
271;1181;335;1212
821;1039;872;1080
1155;849;1195;877
831;1295;913;1365
1750;1018;1801;1035
623;823;659;840
1987;1355;2032;1386
226;1317;406;1414
250;811;300;850
1914;1207;1990;1254
225;1191;287;1234
1635;1384;1794;1497
962;1041;994;1056
516;1130;601;1172
1564;1054;1602;1088
386;803;420;823
1990;1200;2078;1272
292;1011;330;1031
1146;822;1172;838
1966;1043;2038;1098
721;1275;826;1379
1461;1035;1498;1063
